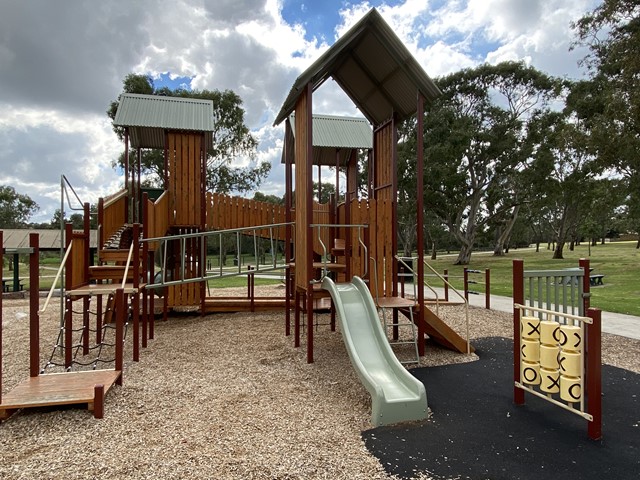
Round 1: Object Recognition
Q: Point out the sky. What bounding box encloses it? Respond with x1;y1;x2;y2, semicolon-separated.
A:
0;0;600;224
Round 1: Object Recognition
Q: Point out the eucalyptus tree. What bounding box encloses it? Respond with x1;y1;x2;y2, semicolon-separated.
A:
399;61;560;264
0;185;38;228
108;74;270;194
573;0;640;245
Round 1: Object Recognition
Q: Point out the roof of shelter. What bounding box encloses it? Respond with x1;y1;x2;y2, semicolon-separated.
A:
282;114;373;166
2;229;98;251
273;8;441;127
113;93;215;150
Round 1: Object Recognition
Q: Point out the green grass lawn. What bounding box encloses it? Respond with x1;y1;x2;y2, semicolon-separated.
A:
423;241;640;316
4;241;639;316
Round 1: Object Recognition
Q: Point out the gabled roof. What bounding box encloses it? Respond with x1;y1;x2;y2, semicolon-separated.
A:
282;114;373;166
113;93;215;149
273;8;441;127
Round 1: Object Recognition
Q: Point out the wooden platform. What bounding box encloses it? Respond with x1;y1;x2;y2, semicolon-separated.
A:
0;370;122;420
203;296;287;313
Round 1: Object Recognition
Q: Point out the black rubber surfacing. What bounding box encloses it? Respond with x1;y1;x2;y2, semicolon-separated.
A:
362;337;640;480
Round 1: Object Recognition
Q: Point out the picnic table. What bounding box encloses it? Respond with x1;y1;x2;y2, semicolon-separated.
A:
2;278;24;292
590;274;605;286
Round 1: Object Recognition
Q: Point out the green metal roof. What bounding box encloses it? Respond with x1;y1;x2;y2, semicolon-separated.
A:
113;93;215;149
273;8;441;127
282;114;373;166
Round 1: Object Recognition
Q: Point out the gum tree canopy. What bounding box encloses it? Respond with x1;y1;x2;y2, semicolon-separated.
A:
0;185;38;228
108;74;270;194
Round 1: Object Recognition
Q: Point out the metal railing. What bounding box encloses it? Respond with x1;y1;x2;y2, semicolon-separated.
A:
311;223;368;280
143;222;294;289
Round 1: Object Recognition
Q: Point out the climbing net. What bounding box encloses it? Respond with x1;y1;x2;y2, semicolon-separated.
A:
41;293;131;374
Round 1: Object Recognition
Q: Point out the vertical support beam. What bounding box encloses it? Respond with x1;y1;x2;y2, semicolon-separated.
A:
444;269;449;302
124;128;129;193
579;258;590;314
164;130;169;189
485;269;491;310
29;233;40;377
513;259;525;405
83;202;90;287
416;94;426;356
115;288;124;386
93;384;105;419
284;118;293;337
136;147;142;223
586;307;602;440
132;224;140;362
463;268;469;302
304;82;315;363
64;295;73;369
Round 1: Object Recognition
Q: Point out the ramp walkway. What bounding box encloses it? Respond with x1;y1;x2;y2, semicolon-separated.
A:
321;276;428;426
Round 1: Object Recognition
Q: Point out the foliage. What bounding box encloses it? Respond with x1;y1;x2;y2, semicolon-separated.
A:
399;61;561;265
108;74;270;194
572;0;640;244
0;185;38;228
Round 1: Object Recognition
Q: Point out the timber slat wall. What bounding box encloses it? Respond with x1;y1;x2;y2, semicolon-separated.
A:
146;191;169;250
373;122;395;298
168;133;202;227
100;189;127;248
295;91;311;291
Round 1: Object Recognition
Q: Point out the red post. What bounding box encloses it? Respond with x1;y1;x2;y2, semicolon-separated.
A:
579;258;590;313
29;233;40;377
513;259;525;405
463;268;469;302
306;290;314;363
444;269;449;302
586;307;602;440
416;93;425;357
93;384;105;419
115;288;124;386
485;268;491;310
132;224;140;362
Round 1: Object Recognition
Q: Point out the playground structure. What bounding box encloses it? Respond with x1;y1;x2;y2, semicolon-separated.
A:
512;259;602;440
1;9;473;423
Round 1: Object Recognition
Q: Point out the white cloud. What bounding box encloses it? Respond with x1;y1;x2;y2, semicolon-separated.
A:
0;0;601;224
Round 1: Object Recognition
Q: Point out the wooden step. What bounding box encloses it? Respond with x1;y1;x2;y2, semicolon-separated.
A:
99;249;134;263
0;370;122;420
89;265;135;282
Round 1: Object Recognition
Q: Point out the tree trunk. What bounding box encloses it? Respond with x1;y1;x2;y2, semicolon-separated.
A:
553;241;565;259
431;243;437;260
493;205;520;256
455;241;474;265
535;241;540;253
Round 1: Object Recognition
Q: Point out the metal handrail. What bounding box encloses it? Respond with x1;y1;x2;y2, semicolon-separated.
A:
39;240;73;314
121;242;135;289
310;223;368;280
144;221;294;289
422;258;471;354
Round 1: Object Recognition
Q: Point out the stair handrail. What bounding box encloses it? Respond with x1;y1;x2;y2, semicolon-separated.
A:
121;241;135;289
421;258;471;354
310;223;368;280
39;240;74;314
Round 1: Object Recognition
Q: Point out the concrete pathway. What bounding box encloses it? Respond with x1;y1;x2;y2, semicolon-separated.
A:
425;287;640;341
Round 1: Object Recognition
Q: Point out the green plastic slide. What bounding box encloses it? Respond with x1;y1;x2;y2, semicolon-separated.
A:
321;276;428;426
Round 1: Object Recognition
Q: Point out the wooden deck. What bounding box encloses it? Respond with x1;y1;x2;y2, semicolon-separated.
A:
0;370;122;420
203;297;287;313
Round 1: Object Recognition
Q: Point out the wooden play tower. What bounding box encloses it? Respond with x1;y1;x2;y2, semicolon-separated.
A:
274;8;468;362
